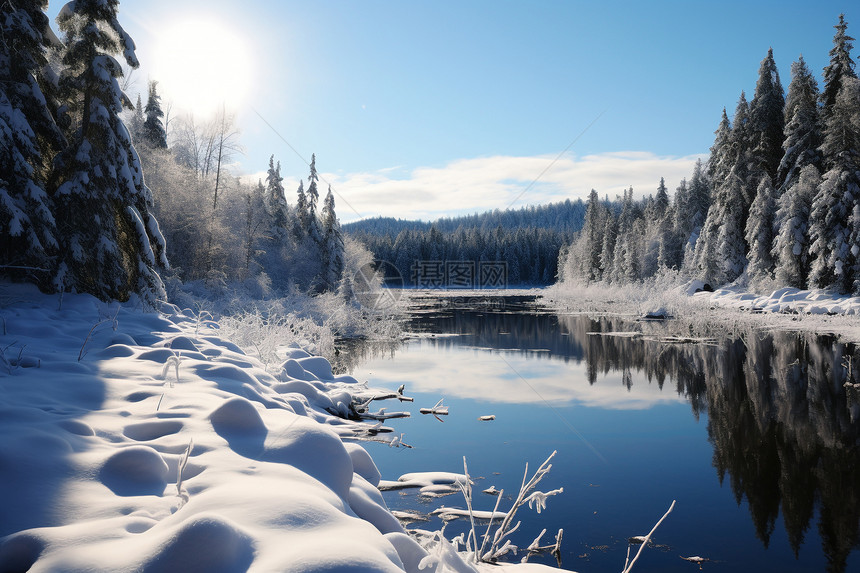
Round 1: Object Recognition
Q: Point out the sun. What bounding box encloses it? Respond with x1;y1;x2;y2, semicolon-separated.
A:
152;18;253;117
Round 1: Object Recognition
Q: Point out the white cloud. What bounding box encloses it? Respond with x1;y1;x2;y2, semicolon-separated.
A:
320;151;706;223
356;341;685;411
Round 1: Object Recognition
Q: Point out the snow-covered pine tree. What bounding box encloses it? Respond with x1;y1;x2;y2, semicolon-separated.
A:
649;177;676;271
320;186;345;292
626;215;644;281
637;180;665;275
699;92;760;286
129;92;144;142
264;155;289;240
727;92;757;216
305;153;321;243
749;48;785;184
695;110;734;284
707;108;733;183
682;160;711;252
820;14;856;128
715;175;748;285
672;178;689;234
745;176;778;290
294;179;308;239
773;165;819;288
580;189;604;282
599;210;616;280
777;56;821;191
653;177;670;216
657;208;678;271
0;0;65;286
662;178;688;270
53;0;168;302
808;77;860;292
611;187;638;282
142;80;167;148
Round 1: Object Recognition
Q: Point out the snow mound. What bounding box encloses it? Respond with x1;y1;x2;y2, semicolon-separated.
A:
99;445;171;495
3;284;557;572
702;285;860;316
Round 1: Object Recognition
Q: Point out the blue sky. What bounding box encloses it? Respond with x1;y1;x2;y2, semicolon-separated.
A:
46;1;855;222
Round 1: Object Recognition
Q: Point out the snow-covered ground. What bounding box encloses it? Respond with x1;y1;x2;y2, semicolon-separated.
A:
0;283;558;572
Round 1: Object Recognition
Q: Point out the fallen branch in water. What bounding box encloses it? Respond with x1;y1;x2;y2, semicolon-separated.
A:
621;499;676;573
420;398;449;416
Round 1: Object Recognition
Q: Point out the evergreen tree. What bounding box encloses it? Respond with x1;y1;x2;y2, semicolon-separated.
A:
697;93;758;286
129;92;144;142
306;154;321;242
745;176;778;290
142;80;167;148
294;179;308;238
653;177;670;216
808;77;860;292
727;91;756;212
777;56;821;190
715;175;747;285
264;155;289;239
320;186;345;291
647;178;671;272
773;165;819;288
599;211;616;279
580;189;604;282
53;0;168;301
0;0;65;285
707;108;733;183
611;187;638;282
696;111;736;284
749;48;785;183
657;205;679;270
627;216;645;280
672;178;689;236
674;159;711;275
665;178;689;269
685;159;711;243
820;14;856;129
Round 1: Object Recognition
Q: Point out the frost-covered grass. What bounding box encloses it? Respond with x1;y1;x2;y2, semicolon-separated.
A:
163;275;403;365
544;270;860;343
459;451;563;565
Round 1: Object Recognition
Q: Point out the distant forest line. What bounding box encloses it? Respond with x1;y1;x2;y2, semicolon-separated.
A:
344;200;585;286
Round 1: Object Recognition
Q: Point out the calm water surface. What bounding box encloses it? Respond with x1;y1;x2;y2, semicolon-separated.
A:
336;292;860;573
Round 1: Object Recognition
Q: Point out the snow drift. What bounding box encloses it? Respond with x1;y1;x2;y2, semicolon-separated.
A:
0;283;506;572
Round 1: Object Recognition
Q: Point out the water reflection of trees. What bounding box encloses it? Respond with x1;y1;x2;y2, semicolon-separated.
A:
562;316;860;573
709;332;860;573
331;337;400;375
341;302;860;572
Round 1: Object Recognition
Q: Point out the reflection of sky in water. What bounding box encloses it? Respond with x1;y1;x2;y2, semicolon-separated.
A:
353;339;686;410
345;302;860;572
353;336;708;572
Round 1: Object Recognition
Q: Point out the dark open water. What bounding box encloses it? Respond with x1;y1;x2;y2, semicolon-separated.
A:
337;292;860;572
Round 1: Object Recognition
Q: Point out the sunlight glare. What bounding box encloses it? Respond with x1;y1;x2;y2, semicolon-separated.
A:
153;18;253;117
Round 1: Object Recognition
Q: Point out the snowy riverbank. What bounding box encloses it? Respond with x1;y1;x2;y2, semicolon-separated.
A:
543;278;860;343
0;283;562;572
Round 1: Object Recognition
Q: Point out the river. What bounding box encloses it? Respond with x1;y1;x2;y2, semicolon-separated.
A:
335;291;860;572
